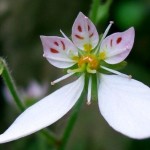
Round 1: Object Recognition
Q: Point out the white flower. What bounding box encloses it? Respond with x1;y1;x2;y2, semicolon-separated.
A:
0;12;150;143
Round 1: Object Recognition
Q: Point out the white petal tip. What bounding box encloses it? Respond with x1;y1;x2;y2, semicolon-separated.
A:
78;12;84;16
127;27;135;34
40;35;45;40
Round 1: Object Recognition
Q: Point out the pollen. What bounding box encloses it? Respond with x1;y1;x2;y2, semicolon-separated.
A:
78;55;99;70
83;44;92;52
99;52;106;60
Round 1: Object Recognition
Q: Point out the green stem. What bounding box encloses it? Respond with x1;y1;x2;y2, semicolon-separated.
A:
58;90;86;150
40;129;59;146
0;58;25;111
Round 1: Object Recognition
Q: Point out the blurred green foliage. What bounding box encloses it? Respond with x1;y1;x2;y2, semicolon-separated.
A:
114;1;145;28
0;0;150;149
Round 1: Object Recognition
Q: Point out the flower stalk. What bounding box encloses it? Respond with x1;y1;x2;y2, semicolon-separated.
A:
40;129;59;146
0;57;25;111
58;89;86;150
0;57;58;145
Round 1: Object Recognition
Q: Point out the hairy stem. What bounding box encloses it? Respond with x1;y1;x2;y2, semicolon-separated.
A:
0;57;58;145
0;58;25;111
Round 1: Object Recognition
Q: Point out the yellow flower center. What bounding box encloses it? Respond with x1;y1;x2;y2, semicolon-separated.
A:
78;55;99;70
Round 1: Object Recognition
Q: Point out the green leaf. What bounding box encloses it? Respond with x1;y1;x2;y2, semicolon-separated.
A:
89;0;99;24
89;0;112;25
96;0;112;24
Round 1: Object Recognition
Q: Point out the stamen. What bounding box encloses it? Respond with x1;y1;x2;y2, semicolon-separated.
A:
67;63;87;73
51;72;74;85
60;30;71;42
101;21;114;43
86;67;96;74
94;21;114;55
87;76;92;105
101;66;132;79
60;30;76;56
67;67;84;73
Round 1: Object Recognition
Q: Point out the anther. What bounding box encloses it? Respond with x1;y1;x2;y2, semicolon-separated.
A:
109;21;114;24
51;81;55;85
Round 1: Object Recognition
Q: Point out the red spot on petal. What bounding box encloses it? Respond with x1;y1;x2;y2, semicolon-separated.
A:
88;25;90;31
75;35;84;39
89;33;94;38
50;48;59;53
54;41;59;46
116;37;122;44
110;39;113;47
61;41;65;50
78;25;82;32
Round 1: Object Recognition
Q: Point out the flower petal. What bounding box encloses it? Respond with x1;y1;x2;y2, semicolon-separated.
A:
98;74;150;139
72;12;99;51
40;36;78;68
0;75;85;143
100;27;135;64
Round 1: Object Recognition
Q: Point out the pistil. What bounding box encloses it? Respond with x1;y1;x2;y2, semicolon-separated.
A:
77;55;99;73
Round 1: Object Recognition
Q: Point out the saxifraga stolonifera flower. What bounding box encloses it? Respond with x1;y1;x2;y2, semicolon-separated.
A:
0;12;150;143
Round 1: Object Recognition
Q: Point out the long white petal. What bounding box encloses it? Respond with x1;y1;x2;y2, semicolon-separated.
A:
98;74;150;139
0;75;85;143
